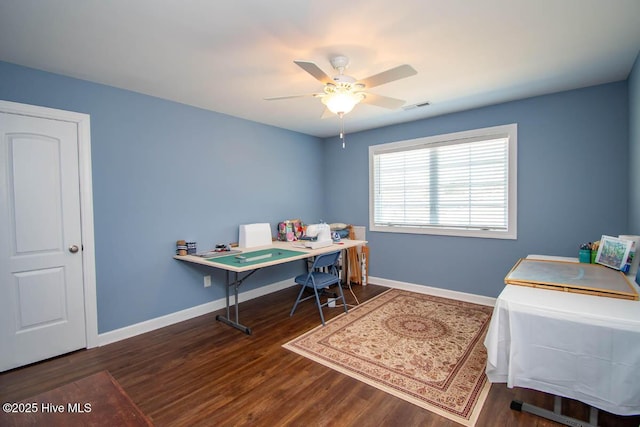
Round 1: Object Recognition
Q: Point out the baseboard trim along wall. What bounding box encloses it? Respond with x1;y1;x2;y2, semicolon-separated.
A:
98;276;496;346
368;276;497;307
98;278;297;346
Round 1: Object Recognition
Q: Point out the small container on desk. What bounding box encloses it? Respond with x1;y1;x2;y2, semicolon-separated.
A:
176;240;187;256
187;242;197;255
579;249;591;263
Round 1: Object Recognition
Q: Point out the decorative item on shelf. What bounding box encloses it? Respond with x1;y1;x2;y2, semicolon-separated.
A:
176;240;187;256
186;242;197;255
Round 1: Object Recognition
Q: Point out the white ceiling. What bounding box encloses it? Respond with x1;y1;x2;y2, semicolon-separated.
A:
1;0;639;138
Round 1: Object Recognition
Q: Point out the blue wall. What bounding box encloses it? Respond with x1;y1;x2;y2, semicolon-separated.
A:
0;61;323;333
630;52;640;234
323;82;630;298
0;60;633;333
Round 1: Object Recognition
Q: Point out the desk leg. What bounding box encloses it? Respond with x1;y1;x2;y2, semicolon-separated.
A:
339;247;351;286
342;248;348;286
215;270;256;335
510;396;598;427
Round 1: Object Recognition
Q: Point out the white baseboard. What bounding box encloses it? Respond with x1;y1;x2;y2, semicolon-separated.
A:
98;276;495;346
98;278;296;346
368;276;496;307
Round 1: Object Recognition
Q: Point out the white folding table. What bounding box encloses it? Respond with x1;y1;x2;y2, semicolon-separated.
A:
484;256;640;425
174;239;366;334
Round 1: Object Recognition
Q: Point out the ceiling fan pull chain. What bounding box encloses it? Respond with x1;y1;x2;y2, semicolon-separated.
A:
339;113;346;148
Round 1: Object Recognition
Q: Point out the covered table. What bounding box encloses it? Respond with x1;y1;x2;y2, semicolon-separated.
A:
484;257;640;419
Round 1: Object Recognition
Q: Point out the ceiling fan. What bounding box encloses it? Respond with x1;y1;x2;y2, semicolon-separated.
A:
265;55;417;118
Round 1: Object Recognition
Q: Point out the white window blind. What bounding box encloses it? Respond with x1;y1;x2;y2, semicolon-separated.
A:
369;124;517;239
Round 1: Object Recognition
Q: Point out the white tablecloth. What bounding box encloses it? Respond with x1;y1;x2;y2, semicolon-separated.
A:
484;277;640;415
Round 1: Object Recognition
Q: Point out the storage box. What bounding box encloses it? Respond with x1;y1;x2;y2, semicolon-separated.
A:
238;223;272;248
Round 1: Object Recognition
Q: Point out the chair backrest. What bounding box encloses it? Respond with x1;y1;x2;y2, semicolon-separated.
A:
311;251;341;271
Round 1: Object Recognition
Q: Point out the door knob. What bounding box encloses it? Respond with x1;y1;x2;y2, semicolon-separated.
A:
69;245;79;253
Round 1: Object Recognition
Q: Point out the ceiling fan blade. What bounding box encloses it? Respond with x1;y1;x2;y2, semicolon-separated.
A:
264;93;321;101
361;92;407;109
294;60;334;85
358;64;417;89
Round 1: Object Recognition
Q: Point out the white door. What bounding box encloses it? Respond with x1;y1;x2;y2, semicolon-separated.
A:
0;111;87;371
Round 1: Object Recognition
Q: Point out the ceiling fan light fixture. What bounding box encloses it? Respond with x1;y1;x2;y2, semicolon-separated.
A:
321;86;365;115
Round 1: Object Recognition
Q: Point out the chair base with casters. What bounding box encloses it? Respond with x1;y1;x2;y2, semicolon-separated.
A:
290;250;347;326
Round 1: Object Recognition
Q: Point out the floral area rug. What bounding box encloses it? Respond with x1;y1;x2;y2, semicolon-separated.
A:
283;289;493;426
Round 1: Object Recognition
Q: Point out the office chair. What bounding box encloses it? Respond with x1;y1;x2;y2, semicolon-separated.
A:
290;251;347;326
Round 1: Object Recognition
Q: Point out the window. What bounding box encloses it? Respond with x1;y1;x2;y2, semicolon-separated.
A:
369;124;517;239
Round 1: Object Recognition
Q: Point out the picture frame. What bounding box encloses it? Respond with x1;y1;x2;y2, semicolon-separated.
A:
595;235;633;270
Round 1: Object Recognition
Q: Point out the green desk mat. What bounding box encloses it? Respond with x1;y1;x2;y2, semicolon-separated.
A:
208;248;307;267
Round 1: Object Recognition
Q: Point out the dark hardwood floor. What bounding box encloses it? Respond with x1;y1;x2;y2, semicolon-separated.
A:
1;283;638;426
